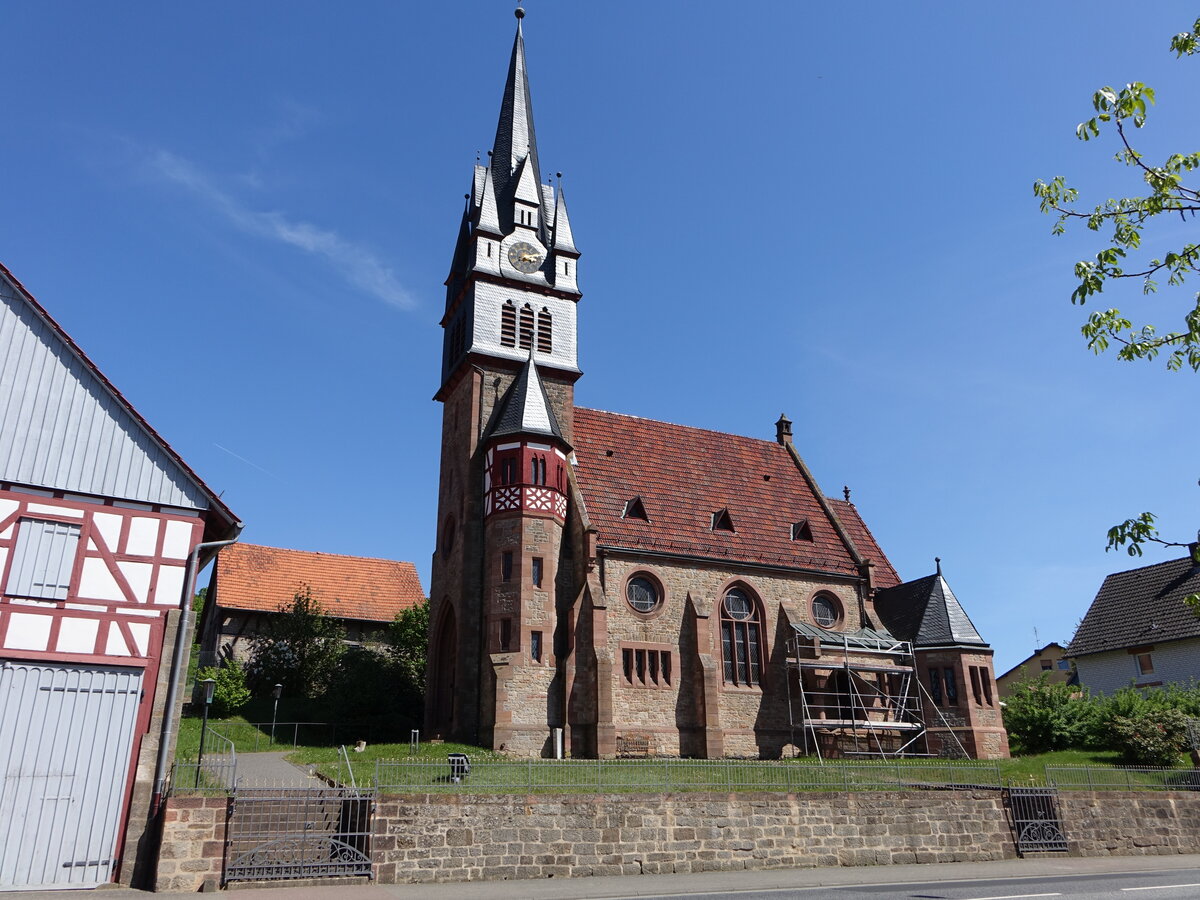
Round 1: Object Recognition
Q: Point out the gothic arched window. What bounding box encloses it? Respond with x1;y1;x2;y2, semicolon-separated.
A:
720;586;763;687
530;455;547;485
537;307;552;353
500;300;517;347
519;304;534;350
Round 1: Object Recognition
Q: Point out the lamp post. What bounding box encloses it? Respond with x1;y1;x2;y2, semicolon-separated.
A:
271;683;283;747
195;677;216;788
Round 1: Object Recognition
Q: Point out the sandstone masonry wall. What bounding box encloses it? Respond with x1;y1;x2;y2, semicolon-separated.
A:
155;796;229;892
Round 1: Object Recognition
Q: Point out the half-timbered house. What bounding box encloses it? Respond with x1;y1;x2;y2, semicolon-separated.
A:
0;262;240;890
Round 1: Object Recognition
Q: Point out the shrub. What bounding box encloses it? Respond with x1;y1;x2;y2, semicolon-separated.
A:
1108;708;1190;766
195;663;251;718
1001;674;1092;755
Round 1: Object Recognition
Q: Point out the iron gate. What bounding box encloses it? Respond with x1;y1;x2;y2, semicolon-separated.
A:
1005;786;1068;854
224;786;374;883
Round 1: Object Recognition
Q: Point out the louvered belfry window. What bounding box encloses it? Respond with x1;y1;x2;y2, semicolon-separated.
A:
7;518;81;600
536;307;552;353
519;304;534;349
500;300;517;347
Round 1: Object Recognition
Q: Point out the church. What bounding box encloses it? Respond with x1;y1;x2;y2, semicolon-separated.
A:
425;9;1008;761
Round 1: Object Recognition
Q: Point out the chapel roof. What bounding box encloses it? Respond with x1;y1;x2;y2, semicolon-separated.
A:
1067;554;1200;658
571;407;899;580
873;571;987;648
213;542;425;623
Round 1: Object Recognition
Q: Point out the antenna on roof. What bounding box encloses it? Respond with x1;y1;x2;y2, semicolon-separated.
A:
1033;625;1040;652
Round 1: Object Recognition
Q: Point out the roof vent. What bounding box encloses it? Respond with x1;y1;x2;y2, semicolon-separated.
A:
791;520;814;542
622;497;649;521
711;509;735;533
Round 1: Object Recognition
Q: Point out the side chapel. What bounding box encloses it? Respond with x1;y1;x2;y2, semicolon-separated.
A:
425;10;1008;761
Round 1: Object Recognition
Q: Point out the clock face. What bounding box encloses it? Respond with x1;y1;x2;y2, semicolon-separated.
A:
507;241;543;274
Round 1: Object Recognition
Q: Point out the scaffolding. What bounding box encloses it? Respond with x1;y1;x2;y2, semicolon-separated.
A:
785;623;938;760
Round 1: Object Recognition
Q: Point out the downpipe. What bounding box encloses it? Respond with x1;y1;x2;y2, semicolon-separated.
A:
150;525;243;817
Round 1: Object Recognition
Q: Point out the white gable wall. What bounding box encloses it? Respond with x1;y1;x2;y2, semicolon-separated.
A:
1074;637;1200;695
0;275;208;510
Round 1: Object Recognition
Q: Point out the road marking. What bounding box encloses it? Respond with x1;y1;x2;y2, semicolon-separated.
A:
1121;885;1200;892
958;894;1061;900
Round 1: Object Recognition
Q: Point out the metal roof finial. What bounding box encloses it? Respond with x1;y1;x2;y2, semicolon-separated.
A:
515;4;525;20
843;485;851;502
935;556;942;576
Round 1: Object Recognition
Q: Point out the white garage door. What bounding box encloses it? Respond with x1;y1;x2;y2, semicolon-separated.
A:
0;661;142;890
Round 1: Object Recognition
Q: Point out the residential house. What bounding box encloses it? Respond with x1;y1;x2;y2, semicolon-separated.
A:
198;542;425;666
1068;551;1200;695
0;263;240;889
995;642;1076;697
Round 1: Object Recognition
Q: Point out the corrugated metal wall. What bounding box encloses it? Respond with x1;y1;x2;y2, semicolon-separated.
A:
0;275;207;509
0;662;143;890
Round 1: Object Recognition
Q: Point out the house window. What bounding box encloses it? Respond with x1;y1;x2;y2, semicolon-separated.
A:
519;304;534;349
501;551;513;582
499;456;518;486
530;630;543;662
928;668;943;705
1040;660;1053;671
532;557;543;588
530;456;547;485
537;308;552;353
1136;653;1154;675
970;666;983;706
720;587;761;686
1056;659;1072;670
6;518;81;600
943;668;958;703
499;618;512;651
500;300;517;347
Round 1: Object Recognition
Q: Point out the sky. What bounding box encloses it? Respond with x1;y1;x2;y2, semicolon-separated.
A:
2;1;1197;676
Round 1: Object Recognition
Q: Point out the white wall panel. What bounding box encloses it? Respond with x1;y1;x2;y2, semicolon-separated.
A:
161;520;192;560
127;622;150;657
154;564;185;607
0;498;20;524
91;512;123;552
5;613;51;651
0;275;209;510
116;562;152;603
79;557;125;602
56;618;99;653
104;624;130;657
125;517;158;556
26;502;83;518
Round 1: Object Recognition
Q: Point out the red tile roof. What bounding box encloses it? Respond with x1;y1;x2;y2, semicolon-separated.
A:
573;408;897;579
214;543;425;623
828;498;901;588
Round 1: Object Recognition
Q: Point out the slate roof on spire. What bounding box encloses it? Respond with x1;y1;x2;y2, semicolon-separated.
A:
553;183;578;253
873;571;986;648
491;18;542;213
490;353;565;442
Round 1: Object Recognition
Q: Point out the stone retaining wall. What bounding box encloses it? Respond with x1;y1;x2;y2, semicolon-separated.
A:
155;796;229;892
153;790;1200;891
372;791;1013;883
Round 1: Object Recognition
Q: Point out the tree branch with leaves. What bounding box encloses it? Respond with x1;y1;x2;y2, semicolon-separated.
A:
1034;18;1200;572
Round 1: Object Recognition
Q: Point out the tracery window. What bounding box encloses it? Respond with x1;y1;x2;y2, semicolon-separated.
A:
720;586;762;687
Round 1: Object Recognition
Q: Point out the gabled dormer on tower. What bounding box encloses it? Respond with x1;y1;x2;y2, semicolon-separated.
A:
439;8;582;396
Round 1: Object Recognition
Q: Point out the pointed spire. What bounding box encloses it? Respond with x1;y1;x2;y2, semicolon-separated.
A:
553;180;578;253
491;10;542;208
478;167;501;235
490;350;566;442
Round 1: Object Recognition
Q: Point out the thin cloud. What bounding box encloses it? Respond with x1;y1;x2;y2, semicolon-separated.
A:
147;149;415;310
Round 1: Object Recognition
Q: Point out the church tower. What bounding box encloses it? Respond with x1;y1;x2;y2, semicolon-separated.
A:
426;7;581;752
